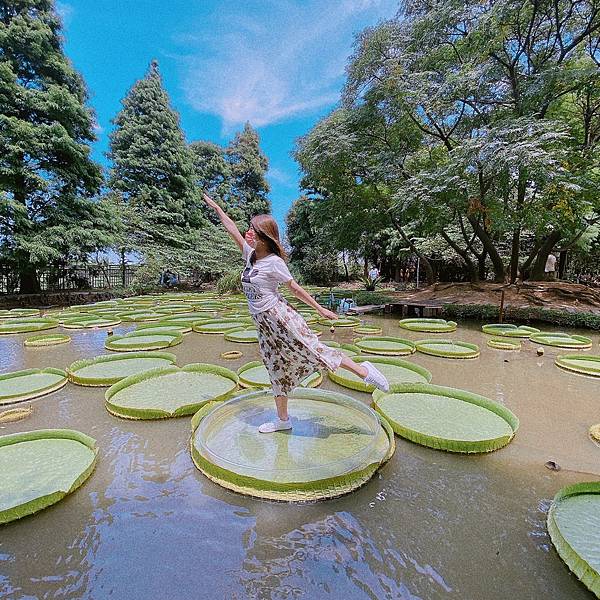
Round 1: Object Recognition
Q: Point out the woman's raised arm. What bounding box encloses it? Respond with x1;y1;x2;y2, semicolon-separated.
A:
202;192;245;251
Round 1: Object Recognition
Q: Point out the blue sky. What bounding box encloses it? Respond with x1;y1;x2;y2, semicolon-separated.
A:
58;0;398;227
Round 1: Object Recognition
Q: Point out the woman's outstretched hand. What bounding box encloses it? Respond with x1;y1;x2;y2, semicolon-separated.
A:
203;192;220;211
318;307;338;321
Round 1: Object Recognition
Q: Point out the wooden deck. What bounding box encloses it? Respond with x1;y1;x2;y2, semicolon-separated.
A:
384;301;444;317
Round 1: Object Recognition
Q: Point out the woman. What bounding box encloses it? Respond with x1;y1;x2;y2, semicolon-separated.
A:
203;192;389;433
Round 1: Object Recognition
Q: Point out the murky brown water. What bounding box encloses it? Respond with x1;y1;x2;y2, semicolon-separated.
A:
1;314;599;599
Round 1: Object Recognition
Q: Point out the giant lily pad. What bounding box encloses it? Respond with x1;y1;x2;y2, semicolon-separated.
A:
193;318;252;334
530;332;593;349
62;316;121;329
482;323;540;337
105;363;238;419
555;354;600;377
487;338;522;351
67;352;177;386
399;318;457;333
547;482;600;597
190;388;395;501
0;308;41;319
0;317;58;335
318;316;360;327
328;356;432;393
353;336;416;356
238;361;322;389
136;321;192;335
105;330;183;352
0;368;68;405
0;429;97;524
224;326;259;343
415;339;480;359
372;383;519;453
24;333;71;347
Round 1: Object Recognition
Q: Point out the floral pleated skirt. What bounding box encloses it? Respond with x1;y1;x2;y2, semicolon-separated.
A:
251;298;345;397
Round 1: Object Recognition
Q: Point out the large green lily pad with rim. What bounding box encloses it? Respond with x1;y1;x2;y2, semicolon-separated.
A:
62;316;121;329
353;324;383;335
415;339;480;359
105;363;238;419
372;382;519;453
555;354;600;377
105;330;183;352
323;341;361;356
0;429;97;524
238;361;322;389
0;368;68;405
529;332;593;349
398;318;457;333
224;326;259;343
487;337;522;350
67;352;178;386
318;316;360;327
0;308;41;319
0;317;58;335
547;482;600;598
353;336;416;356
190;388;395;501
328;356;432;393
193;318;252;334
118;311;163;322
482;323;540;337
24;333;71;347
136;321;192;335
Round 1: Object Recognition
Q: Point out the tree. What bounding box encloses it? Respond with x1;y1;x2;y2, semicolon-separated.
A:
294;0;599;285
226;122;271;223
108;60;201;254
0;0;113;292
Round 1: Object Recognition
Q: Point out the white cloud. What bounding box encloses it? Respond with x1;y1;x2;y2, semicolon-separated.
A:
267;167;294;186
56;1;74;28
178;0;397;130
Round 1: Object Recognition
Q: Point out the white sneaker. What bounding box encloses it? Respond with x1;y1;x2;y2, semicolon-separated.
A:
258;418;292;433
362;362;390;392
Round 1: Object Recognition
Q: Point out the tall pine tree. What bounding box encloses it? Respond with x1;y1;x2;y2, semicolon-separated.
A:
109;60;200;255
225;122;271;222
0;0;112;292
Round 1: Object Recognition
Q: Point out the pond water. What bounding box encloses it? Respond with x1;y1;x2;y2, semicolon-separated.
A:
0;312;598;599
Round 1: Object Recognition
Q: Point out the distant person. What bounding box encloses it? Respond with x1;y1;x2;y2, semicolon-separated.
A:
545;253;557;281
203;192;389;434
368;265;380;280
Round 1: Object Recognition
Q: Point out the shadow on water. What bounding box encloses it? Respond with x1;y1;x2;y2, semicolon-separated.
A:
0;316;598;599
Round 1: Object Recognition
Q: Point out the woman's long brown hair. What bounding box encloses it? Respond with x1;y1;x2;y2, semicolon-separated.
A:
250;214;288;262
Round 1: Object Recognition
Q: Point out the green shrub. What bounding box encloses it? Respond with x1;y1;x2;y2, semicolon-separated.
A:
352;291;394;306
216;270;243;294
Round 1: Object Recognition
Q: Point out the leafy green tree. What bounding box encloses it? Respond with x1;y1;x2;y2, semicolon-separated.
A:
108;60;201;252
226;122;271;223
0;0;114;292
294;0;599;283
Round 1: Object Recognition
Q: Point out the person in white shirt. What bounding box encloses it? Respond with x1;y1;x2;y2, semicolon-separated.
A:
203;192;389;433
545;253;557;280
368;266;379;280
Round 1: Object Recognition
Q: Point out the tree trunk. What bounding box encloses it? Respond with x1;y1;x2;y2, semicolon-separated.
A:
509;227;520;283
530;231;562;280
18;258;40;294
441;231;479;283
468;215;505;282
342;250;349;282
390;217;435;285
478;249;487;281
558;250;567;279
121;248;126;287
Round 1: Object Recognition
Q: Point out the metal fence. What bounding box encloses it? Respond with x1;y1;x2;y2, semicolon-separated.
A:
0;265;138;294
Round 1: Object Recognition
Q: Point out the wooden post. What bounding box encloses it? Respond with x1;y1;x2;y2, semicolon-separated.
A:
499;289;505;323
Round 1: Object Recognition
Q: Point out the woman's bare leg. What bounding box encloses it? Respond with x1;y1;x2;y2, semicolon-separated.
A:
339;355;368;378
275;395;289;420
